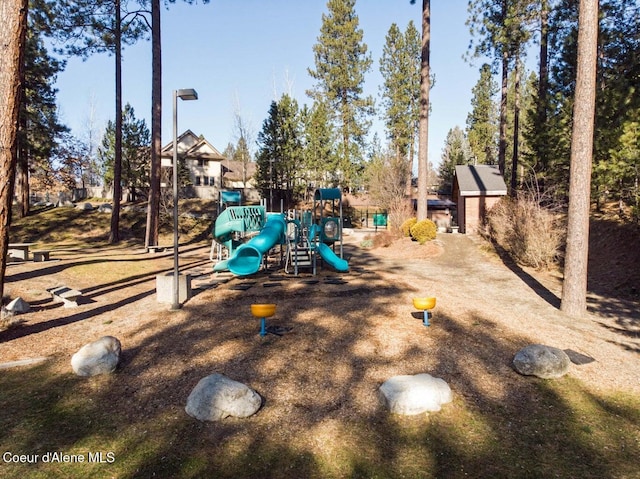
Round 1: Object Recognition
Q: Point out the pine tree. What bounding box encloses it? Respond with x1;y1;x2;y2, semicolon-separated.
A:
379;21;421;164
17;20;67;218
439;126;473;193
466;63;499;165
52;0;148;243
505;65;536;187
255;95;303;207
307;0;374;191
146;1;210;249
98;103;150;201
561;0;598;317
596;115;640;216
414;0;431;221
146;0;163;249
539;0;640;208
467;0;534;183
301;101;336;193
0;0;28;300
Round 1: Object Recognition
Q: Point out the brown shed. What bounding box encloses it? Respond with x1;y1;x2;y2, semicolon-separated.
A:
452;165;507;234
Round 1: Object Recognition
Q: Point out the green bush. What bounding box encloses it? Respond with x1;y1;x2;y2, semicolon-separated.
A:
410;219;437;244
400;217;417;237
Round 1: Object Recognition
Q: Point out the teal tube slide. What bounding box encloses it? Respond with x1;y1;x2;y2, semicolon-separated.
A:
316;242;349;272
227;214;287;276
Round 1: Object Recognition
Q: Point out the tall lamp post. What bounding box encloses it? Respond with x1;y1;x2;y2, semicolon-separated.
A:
171;88;198;310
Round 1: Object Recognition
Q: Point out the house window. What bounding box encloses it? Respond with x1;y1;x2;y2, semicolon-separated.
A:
197;159;207;167
195;176;201;186
209;177;215;187
203;176;209;186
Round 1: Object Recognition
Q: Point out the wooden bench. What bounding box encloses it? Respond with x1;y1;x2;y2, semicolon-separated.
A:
48;286;83;308
8;243;35;261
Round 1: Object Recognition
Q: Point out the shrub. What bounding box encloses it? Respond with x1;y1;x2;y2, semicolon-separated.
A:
360;239;374;249
486;195;562;269
400;217;417;237
373;231;395;248
410;219;437;244
387;198;414;234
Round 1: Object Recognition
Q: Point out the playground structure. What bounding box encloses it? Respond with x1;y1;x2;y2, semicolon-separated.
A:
211;188;349;277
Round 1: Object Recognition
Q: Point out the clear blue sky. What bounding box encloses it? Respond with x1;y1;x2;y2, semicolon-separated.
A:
54;0;497;168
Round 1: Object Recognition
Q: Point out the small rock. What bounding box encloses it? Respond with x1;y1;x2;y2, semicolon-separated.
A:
1;305;15;321
379;373;453;415
185;373;262;421
71;336;121;377
513;344;571;379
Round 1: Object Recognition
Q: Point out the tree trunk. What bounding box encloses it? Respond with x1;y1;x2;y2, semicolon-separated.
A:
406;131;415;199
510;57;521;196
537;0;549;169
109;0;122;244
145;0;161;249
0;0;27;300
417;0;430;221
342;94;350;191
561;0;599;317
15;7;29;220
498;49;508;177
16;120;29;218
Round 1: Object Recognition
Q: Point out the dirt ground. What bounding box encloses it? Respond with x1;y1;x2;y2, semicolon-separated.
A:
1;228;639;414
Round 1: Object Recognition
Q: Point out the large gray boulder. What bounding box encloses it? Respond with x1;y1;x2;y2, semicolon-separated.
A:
71;336;121;377
76;202;94;211
379;373;453;415
185;373;262;421
513;344;571;379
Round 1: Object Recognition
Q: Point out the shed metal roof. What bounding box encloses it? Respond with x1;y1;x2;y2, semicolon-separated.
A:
454;165;507;196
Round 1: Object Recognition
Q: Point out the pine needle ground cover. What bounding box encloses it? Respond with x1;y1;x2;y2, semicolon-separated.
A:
1;205;638;478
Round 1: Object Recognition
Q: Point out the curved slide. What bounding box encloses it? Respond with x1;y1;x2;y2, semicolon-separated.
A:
315;242;349;272
308;224;349;272
225;214;287;276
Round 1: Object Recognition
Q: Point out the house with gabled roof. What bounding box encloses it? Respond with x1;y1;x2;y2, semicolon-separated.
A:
452;165;507;234
161;130;257;201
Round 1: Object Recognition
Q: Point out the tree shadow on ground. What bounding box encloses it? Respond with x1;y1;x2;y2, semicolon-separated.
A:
1;250;208;342
485;240;561;309
2;244;639;478
1;242;639;478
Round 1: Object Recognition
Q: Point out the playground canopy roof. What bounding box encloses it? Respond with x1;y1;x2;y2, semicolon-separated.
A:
313;188;342;201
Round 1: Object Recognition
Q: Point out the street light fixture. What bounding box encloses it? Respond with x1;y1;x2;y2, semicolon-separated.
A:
171;88;198;310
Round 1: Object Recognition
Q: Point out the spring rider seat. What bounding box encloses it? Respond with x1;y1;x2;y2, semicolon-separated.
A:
250;303;277;336
412;297;436;327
